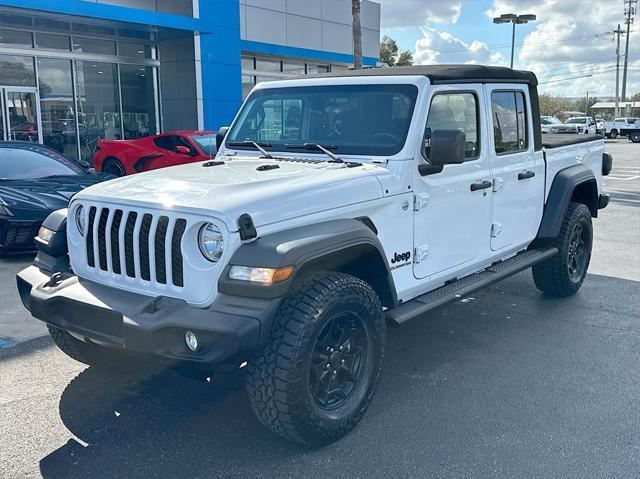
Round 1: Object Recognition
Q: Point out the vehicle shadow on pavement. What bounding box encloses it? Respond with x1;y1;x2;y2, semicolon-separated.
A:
40;363;306;478
37;272;640;478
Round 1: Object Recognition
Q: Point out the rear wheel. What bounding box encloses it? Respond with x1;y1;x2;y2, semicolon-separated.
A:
245;272;386;446
101;157;126;177
630;131;640;143
532;202;592;297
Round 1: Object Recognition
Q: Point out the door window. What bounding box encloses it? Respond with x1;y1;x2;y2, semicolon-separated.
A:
153;135;195;154
491;91;528;154
424;92;480;161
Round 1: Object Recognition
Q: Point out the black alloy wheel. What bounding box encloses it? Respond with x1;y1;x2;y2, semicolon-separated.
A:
309;312;367;410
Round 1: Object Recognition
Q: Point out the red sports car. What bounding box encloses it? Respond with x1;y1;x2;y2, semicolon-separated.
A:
93;130;217;176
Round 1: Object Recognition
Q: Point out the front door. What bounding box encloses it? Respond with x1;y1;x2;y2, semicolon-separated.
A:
486;86;544;251
1;87;42;143
413;84;493;280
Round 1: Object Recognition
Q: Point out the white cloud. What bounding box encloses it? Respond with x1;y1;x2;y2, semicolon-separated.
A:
414;27;506;66
485;0;640;97
377;0;462;28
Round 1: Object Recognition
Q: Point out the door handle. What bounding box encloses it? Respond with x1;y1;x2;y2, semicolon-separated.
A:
470;180;492;191
518;170;535;180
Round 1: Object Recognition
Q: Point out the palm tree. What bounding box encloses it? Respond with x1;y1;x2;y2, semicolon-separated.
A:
352;0;362;69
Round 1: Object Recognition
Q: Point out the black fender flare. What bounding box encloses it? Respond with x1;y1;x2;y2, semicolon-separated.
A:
536;164;597;240
218;218;397;306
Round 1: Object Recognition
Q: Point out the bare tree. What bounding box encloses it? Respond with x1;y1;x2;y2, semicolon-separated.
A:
352;0;362;69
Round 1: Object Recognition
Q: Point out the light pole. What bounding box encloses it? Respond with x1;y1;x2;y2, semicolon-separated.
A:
493;13;537;69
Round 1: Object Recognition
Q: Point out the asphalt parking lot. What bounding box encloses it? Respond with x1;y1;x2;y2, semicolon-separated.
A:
1;139;639;478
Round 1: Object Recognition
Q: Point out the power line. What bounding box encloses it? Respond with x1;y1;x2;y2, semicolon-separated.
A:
538;69;615;85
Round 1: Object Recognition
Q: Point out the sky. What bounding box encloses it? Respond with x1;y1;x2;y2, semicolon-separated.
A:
377;0;640;99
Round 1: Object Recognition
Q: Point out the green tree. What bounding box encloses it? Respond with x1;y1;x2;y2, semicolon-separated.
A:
380;35;414;67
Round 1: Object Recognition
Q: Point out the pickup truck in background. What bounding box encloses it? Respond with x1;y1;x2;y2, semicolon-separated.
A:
564;116;598;135
17;65;612;446
604;117;640;142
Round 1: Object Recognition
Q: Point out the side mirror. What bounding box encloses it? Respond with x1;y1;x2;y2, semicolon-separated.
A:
175;145;192;155
216;126;229;150
419;129;466;176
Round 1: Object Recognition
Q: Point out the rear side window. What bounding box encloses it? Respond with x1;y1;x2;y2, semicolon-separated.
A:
491;91;528;154
425;92;480;161
153;135;195;154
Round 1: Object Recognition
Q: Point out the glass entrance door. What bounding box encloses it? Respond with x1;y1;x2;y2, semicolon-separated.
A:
1;87;42;143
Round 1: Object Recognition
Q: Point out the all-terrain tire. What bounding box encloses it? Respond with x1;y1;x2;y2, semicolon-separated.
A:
48;324;130;368
245;271;386;446
532;202;593;297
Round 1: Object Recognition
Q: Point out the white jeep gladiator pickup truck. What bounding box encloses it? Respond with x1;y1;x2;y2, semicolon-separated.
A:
17;65;612;446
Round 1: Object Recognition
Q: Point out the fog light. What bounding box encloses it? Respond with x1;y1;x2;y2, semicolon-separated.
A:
185;331;198;352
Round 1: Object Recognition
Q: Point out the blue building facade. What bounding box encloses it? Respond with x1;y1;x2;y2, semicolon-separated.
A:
0;0;380;161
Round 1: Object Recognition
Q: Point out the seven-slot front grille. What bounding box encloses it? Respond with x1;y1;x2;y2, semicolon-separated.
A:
85;206;187;287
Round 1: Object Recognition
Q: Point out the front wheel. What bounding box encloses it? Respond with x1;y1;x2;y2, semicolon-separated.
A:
609;129;618;139
532;202;592;297
245;272;386;446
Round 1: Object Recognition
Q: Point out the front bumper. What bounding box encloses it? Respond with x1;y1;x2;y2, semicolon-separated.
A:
17;265;280;370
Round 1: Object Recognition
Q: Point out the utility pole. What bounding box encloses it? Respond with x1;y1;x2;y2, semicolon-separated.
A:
586;91;589;115
621;0;637;102
614;24;624;117
351;0;363;69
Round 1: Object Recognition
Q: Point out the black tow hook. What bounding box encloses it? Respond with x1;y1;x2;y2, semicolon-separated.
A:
45;272;64;287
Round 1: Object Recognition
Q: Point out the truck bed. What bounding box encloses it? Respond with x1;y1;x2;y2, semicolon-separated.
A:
542;133;603;148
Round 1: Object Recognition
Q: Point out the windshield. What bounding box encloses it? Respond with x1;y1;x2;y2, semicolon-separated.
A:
0;144;84;180
542;117;563;125
226;84;418;156
565;118;587;124
190;134;217;156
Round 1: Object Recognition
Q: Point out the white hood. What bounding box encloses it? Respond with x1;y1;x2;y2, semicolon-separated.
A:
75;156;386;231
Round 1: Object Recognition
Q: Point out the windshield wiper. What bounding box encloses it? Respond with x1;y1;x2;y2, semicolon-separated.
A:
284;143;344;163
226;140;273;159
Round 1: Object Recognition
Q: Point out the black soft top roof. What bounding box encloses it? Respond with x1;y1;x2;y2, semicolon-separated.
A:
320;64;538;86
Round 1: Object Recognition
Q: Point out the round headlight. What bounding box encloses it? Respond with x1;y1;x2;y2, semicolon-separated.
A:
75;205;86;236
198;223;224;262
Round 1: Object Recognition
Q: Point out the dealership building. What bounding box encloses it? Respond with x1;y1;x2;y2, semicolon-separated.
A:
0;0;380;161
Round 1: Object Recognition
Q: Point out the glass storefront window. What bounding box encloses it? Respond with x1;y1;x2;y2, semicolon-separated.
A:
0;54;36;86
241;55;254;70
35;33;71;51
0;28;32;48
120;64;159;139
255;57;281;73
307;64;330;74
242;75;255;99
72;37;117;56
38;58;77;159
75;61;121;161
283;61;306;75
118;43;156;60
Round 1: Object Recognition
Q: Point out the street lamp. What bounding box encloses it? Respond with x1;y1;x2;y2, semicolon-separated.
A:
493;13;536;69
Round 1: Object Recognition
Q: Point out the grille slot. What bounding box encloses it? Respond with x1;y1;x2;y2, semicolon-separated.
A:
110;210;123;274
86;207;97;267
171;219;187;287
84;207;186;288
97;209;109;271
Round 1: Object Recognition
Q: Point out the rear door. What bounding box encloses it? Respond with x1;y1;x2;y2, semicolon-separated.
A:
486;86;545;251
413;84;493;280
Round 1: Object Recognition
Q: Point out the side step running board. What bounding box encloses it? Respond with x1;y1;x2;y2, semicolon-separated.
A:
386;248;558;326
